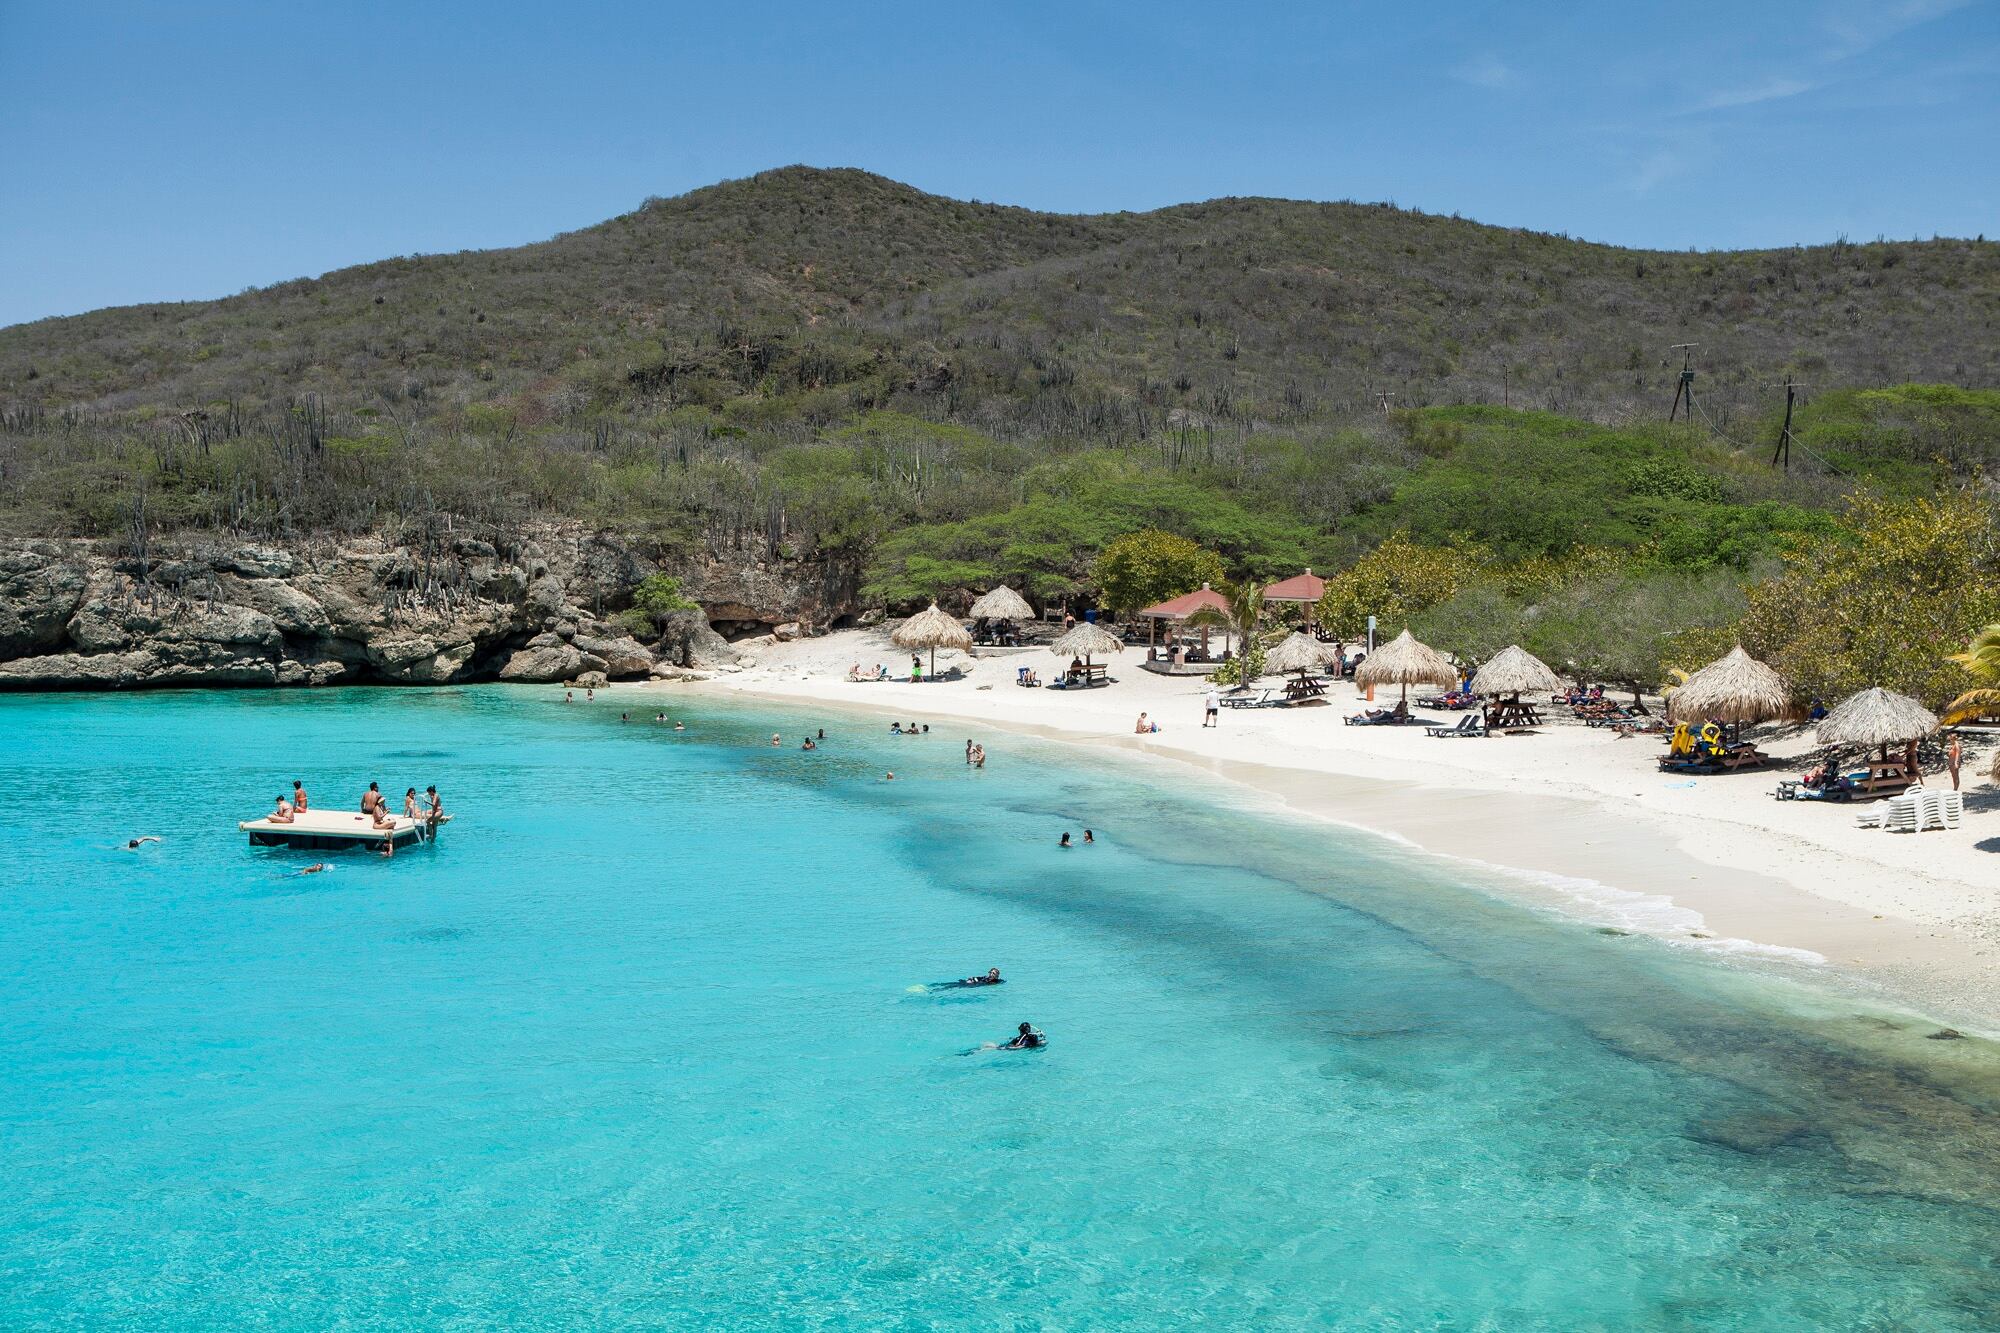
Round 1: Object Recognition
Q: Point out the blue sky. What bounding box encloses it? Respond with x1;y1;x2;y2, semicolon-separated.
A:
1;0;1993;327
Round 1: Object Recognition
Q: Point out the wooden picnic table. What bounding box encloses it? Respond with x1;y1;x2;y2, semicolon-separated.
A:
1486;697;1542;729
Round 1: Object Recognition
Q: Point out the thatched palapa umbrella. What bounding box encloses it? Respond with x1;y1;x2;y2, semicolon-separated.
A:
891;602;972;678
1469;644;1563;699
968;585;1034;623
1666;646;1790;724
1815;687;1938;748
1264;631;1340;677
1354;629;1458;702
1817;686;1938;781
1051;621;1124;680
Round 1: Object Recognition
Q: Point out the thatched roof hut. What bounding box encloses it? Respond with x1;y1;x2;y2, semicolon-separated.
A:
968;586;1034;621
1051;622;1124;662
1469;645;1562;699
1666;646;1790;724
1816;687;1938;749
1355;630;1458;700
1265;631;1340;676
891;603;972;676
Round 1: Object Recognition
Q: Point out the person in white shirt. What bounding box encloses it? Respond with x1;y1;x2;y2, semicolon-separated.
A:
1204;688;1220;728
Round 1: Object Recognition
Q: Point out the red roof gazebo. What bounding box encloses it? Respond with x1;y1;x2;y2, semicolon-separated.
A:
1137;583;1234;655
1261;568;1326;607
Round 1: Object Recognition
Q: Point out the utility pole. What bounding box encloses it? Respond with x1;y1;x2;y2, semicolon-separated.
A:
1770;380;1803;470
1667;343;1698;423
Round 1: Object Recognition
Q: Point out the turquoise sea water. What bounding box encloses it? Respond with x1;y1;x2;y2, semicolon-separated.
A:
5;687;2000;1329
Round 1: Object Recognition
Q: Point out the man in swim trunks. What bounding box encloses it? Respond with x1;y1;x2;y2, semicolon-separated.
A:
361;782;383;815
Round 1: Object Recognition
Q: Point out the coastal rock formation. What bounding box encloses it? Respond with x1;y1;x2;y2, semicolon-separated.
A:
0;529;851;690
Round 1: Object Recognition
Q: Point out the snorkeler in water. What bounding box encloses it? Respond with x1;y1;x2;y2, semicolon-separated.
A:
122;836;161;850
1000;1022;1046;1050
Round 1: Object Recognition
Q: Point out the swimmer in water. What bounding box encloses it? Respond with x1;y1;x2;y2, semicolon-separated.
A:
1083;829;1094;844
674;721;685;731
964;968;1003;986
123;836;161;850
1000;1022;1046;1050
884;771;896;781
1059;832;1072;848
296;863;330;876
801;738;817;750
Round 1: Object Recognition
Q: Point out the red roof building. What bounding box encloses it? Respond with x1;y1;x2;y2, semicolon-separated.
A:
1136;584;1232;620
1261;568;1326;604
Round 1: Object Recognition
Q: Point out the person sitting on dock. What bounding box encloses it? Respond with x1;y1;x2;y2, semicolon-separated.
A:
404;788;421;821
370;802;396;831
361;782;383;816
425;786;443;825
292;780;309;812
269;795;296;824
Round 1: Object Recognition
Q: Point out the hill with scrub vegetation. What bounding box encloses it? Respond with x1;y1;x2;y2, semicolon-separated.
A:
2;166;1999;703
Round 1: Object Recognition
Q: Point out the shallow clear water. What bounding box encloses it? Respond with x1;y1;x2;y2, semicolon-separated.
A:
5;686;2000;1329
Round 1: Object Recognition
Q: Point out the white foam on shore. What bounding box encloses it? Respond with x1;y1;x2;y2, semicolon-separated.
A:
1447;857;1828;966
1215;786;1831;968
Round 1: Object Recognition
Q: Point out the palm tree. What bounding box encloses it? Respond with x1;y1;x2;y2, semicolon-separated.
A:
1186;583;1266;680
1942;622;2000;724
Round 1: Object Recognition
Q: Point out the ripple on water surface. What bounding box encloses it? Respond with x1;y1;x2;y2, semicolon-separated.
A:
3;685;2000;1329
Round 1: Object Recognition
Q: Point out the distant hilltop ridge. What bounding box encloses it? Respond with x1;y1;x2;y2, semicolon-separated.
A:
2;165;1993;427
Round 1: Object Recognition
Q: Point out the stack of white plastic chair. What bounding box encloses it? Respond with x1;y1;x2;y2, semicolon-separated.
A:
1916;789;1964;831
1879;790;1922;832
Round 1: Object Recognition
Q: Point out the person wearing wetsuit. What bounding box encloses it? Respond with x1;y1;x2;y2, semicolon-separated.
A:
962;968;1002;986
1001;1022;1045;1049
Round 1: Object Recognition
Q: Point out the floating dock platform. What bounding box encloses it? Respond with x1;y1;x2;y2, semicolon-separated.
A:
240;809;451;851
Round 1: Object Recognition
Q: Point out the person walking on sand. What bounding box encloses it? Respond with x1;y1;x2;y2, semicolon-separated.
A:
1203;687;1220;728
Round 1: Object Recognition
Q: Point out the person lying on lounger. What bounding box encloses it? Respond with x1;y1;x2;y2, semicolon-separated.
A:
1356;700;1410;723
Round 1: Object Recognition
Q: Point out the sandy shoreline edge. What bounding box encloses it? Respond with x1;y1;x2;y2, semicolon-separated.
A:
635;627;2000;1031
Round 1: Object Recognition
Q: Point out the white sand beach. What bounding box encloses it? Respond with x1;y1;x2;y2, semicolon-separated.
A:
653;628;2000;1028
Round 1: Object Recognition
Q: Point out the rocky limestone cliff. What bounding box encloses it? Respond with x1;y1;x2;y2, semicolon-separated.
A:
0;529;858;690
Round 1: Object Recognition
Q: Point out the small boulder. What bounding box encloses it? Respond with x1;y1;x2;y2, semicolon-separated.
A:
498;641;585;683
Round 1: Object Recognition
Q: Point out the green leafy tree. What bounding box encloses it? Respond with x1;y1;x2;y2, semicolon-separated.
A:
1093;530;1226;616
1315;533;1485;638
618;573;700;638
1736;489;2000;709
